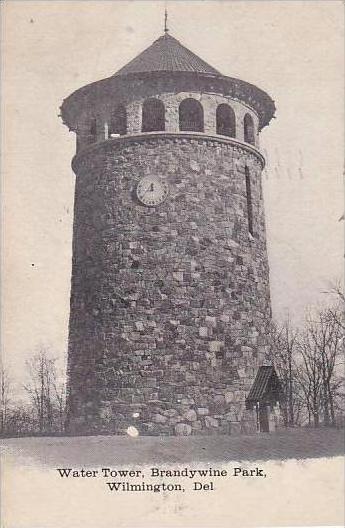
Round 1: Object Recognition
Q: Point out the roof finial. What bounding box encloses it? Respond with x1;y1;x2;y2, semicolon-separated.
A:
164;6;169;34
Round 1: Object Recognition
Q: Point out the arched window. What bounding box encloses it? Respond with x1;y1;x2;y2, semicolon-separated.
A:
179;98;204;132
109;106;127;136
216;104;236;137
89;117;97;142
244;113;255;145
245;166;254;235
142;98;165;132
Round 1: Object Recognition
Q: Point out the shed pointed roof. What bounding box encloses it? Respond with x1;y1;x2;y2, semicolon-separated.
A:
246;366;283;403
113;33;221;77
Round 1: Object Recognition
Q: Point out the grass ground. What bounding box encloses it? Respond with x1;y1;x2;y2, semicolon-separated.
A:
1;427;344;467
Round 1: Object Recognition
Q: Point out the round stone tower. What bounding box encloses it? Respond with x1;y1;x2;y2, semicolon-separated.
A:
61;30;276;435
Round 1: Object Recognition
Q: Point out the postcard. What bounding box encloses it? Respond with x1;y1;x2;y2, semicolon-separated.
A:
1;1;344;527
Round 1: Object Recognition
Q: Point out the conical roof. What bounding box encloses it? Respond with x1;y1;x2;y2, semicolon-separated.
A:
61;32;276;132
114;33;221;77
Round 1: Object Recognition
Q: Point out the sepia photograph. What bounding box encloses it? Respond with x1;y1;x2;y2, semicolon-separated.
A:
1;1;344;526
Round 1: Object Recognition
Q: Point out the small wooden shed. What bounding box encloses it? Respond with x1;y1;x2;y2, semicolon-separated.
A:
246;366;284;432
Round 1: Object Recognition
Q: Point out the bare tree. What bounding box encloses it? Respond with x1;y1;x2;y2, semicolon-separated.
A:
296;329;323;426
296;306;344;427
5;403;37;435
24;348;63;433
310;308;343;425
323;279;345;331
0;366;12;434
325;278;345;304
268;319;301;426
53;371;66;433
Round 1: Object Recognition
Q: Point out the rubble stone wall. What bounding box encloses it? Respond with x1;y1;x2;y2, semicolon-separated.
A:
66;134;271;435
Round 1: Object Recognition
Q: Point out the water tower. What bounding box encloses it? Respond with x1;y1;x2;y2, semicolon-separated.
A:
61;23;278;435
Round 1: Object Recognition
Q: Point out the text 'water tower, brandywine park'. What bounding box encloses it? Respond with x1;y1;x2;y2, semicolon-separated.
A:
61;19;283;436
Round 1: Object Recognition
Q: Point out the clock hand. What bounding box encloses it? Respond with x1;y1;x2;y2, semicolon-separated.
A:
142;183;155;195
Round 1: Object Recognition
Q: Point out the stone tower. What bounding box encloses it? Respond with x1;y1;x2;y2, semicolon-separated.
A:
61;30;276;435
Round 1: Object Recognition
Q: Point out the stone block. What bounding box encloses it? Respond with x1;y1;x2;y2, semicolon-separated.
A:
234;390;246;402
183;409;197;422
205;416;218;428
180;398;194;405
163;409;178;418
209;341;223;352
169;416;182;425
197;407;209;416
190;160;200;172
142;422;155;433
99;405;112;422
199;327;208;337
225;411;238;422
225;391;234;403
205;316;217;328
175;423;192;436
192;420;203;431
152;413;167;424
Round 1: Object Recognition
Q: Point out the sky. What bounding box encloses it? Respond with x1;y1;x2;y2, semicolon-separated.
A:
1;0;344;394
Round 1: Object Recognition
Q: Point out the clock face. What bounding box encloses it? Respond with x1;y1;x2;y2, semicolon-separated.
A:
136;176;169;206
